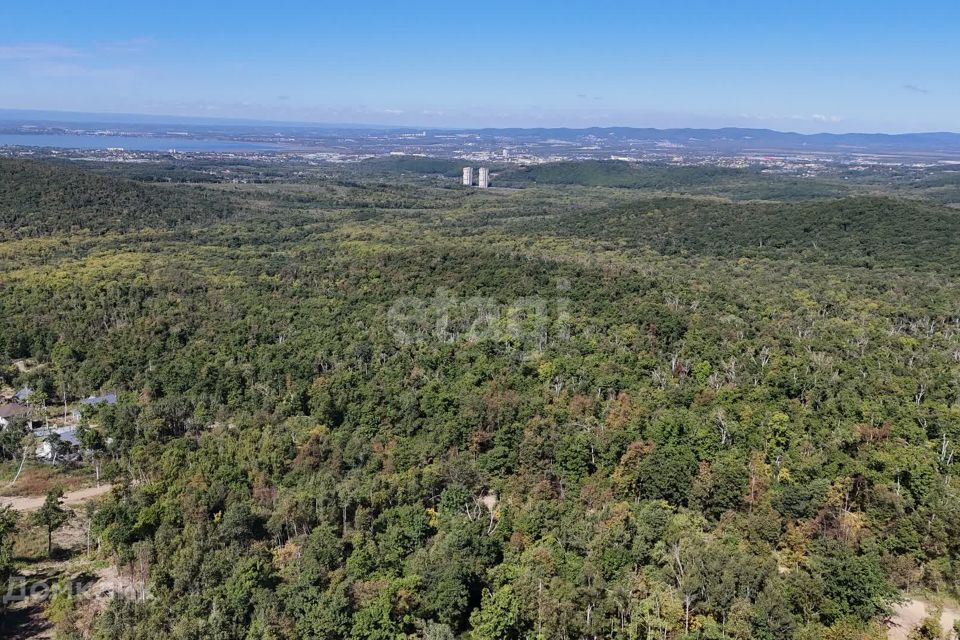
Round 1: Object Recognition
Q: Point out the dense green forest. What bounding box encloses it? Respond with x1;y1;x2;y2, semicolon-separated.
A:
0;160;235;235
1;158;959;640
494;161;851;201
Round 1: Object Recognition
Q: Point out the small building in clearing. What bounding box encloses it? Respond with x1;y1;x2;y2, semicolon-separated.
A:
0;403;33;428
80;393;117;407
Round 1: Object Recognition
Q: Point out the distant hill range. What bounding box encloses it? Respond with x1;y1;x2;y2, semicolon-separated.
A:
467;127;960;154
2;109;960;155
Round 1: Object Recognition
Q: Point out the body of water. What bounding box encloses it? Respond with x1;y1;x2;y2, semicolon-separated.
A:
0;133;284;152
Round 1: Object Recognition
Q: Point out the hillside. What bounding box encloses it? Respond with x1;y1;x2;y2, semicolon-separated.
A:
519;194;960;274
0;159;236;236
494;160;849;200
471;126;960;153
0;160;958;640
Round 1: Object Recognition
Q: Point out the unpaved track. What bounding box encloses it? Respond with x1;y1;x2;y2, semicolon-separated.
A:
0;484;113;512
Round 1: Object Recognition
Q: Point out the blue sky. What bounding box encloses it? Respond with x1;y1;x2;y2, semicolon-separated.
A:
2;0;958;132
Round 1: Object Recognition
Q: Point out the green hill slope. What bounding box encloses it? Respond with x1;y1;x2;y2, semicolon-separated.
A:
0;159;235;236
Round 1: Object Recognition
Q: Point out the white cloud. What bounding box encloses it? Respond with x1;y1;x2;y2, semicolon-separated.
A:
96;37;153;54
0;40;146;79
26;61;133;78
0;43;81;60
810;114;842;123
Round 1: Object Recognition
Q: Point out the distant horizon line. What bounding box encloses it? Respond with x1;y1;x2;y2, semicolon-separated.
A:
0;107;958;138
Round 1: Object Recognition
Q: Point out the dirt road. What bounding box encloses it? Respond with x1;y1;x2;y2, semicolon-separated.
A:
0;484;113;512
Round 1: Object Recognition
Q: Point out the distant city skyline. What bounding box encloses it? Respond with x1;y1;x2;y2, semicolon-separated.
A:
2;0;959;133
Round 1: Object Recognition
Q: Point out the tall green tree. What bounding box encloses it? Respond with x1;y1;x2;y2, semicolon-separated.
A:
32;487;70;557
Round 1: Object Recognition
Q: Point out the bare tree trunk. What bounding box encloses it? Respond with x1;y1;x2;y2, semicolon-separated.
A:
9;449;28;486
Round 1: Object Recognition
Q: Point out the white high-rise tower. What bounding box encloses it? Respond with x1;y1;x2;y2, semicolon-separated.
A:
478;167;490;188
462;167;474;186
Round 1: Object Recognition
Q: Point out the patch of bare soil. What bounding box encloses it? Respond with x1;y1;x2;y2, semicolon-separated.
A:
887;598;960;640
0;466;95;498
0;485;113;513
12;360;42;374
0;486;126;640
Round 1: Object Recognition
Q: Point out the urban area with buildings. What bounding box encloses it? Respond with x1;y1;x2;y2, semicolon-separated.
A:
0;121;960;175
2;120;960;181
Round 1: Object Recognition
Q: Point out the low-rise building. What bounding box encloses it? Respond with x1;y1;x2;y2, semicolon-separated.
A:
35;426;81;463
0;402;33;428
80;393;117;407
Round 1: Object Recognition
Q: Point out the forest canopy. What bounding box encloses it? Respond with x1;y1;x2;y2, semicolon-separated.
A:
0;159;235;236
0;157;958;640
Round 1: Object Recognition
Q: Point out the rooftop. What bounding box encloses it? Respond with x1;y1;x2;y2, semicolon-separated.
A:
0;403;32;418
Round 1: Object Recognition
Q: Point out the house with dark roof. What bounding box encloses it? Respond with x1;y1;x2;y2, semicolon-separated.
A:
80;393;117;407
0;402;33;428
35;425;81;462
